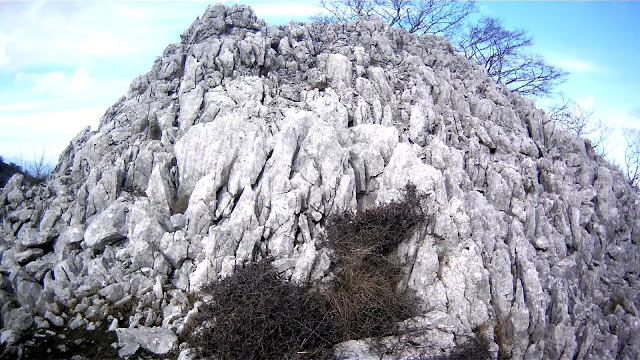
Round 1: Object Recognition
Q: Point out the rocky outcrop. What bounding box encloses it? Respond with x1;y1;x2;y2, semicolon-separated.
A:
1;4;639;359
0;159;24;189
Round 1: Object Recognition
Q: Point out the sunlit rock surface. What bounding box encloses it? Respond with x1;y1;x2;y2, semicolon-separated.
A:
1;4;638;359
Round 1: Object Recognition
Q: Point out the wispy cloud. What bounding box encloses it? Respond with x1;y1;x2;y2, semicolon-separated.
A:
0;1;198;72
0;32;16;67
12;66;120;96
575;95;595;111
551;57;605;74
0;101;42;113
0;0;323;162
0;108;104;163
1;65;132;118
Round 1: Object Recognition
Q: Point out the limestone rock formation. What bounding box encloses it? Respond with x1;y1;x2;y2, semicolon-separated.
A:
1;4;639;359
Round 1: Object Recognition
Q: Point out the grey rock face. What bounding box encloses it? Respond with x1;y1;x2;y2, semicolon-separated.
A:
84;200;129;249
1;4;639;359
3;308;32;332
116;327;178;356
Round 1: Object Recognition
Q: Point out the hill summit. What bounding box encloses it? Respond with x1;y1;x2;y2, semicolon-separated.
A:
1;4;638;359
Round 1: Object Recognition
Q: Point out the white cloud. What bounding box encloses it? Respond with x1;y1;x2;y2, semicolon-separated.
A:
609;110;640;130
54;31;138;58
0;1;182;72
0;101;41;112
551;57;605;74
575;95;595;112
243;1;324;18
0;108;104;163
12;66;128;97
0;32;16;66
14;71;66;93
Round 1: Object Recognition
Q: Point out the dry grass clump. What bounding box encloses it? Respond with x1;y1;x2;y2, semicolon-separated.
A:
324;184;426;342
325;261;418;341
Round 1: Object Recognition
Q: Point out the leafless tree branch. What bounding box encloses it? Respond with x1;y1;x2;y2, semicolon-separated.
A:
317;0;476;38
548;96;612;157
457;17;567;97
548;95;592;136
624;129;640;189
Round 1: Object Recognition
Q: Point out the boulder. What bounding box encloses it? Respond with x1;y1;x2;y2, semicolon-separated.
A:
116;327;178;356
84;201;129;249
3;307;33;332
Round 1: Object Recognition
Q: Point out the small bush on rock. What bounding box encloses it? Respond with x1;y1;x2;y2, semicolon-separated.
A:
186;260;340;360
325;260;418;341
325;184;427;263
325;184;426;341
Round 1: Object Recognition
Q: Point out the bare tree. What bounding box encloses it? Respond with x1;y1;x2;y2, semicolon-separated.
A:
547;96;612;157
317;0;476;37
624;129;640;189
587;118;613;158
318;4;565;97
18;149;52;184
457;17;567;97
548;96;591;136
28;150;52;183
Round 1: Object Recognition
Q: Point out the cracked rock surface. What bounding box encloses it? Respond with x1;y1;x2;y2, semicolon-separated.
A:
1;4;639;359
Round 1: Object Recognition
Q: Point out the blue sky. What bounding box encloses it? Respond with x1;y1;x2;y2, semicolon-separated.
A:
1;1;638;168
478;1;640;164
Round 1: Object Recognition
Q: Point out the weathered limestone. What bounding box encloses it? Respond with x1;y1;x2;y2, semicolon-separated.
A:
116;327;178;356
0;4;638;359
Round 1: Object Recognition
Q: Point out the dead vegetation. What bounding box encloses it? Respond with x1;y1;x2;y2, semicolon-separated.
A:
185;260;340;360
324;184;427;342
185;184;429;359
324;184;428;262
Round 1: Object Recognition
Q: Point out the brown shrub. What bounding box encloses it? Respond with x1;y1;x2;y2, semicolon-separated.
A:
324;184;426;343
325;184;427;265
186;260;340;360
325;263;417;341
